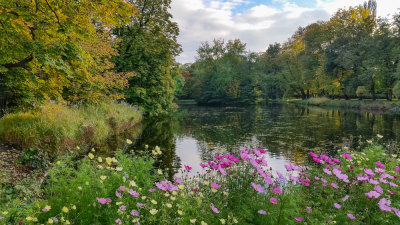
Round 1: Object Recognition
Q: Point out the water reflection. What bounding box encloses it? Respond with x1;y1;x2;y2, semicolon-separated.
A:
132;104;400;177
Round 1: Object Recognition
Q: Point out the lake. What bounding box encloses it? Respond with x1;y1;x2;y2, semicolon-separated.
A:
132;103;400;178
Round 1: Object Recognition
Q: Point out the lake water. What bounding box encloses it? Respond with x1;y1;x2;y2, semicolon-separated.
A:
132;103;400;178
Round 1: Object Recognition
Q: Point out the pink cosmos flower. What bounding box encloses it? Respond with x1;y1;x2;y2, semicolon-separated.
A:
149;188;156;192
118;186;126;191
273;187;282;194
184;165;192;171
251;182;264;193
258;210;266;215
396;168;400;173
365;190;381;199
270;198;277;204
131;210;139;217
294;217;303;221
347;214;355;219
97;198;107;205
334;203;341;209
378;198;391;212
342;195;349;202
116;218;122;224
129;189;139;197
342;154;352;160
376;162;385;168
364;168;375;176
115;191;122;198
200;163;207;168
120;205;126;211
374;185;383;194
174;178;183;184
210;203;219;213
211;182;221;189
331;183;339;189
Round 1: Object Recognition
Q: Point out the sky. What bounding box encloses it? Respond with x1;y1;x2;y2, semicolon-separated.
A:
170;0;400;63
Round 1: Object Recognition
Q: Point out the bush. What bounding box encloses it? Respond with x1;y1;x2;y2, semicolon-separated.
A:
393;82;400;99
0;102;141;156
356;86;371;99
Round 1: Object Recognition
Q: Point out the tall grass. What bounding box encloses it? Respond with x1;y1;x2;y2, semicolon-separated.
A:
0;102;141;155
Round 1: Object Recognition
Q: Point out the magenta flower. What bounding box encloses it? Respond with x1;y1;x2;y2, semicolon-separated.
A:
273;187;282;194
106;198;112;204
334;203;341;209
364;168;375;176
116;218;122;224
347;214;355;219
396;168;400;173
200;163;207;168
270;198;277;204
118;186;126;191
119;205;126;211
342;195;349;202
149;188;156;192
129;189;139;197
294;217;303;221
210;203;220;213
211;182;221;189
137;203;146;208
365;190;381;199
115;191;122;198
155;180;178;192
131;210;139;217
184;165;192;171
331;183;339;189
258;210;266;215
251;182;264;193
378;198;391;212
97;198;107;205
342;154;352;160
376;162;385;168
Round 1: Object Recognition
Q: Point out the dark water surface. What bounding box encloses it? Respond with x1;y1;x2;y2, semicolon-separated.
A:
132;104;400;177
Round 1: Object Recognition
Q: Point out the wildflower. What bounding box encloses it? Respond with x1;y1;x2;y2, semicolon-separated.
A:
56;161;61;165
97;198;107;204
130;180;137;187
201;221;208;225
220;218;226;224
66;220;70;225
129;189;139;197
210;203;220;213
155;180;178;192
331;183;339;189
171;196;176;201
157;169;163;175
88;153;94;159
100;175;107;180
178;210;183;215
200;163;207;168
178;184;185;190
342;154;352;160
106;157;112;165
184;165;192;171
378;198;391;212
203;181;210;186
48;218;54;224
377;134;383;139
116;218;122;224
190;219;197;223
149;209;158;215
342;195;349;202
118;186;126;191
306;206;312;213
376;162;385;168
151;199;157;205
251;182;264;193
270;198;277;204
119;205;126;211
294;217;303;221
166;203;172;208
72;205;76;210
367;140;372;144
115;191;122;198
42;205;51;212
62;206;69;213
258;210;266;215
149;188;156;192
126;139;132;144
334;203;341;209
131;210;139;217
137;203;146;208
347;214;355;219
365;191;381;199
273;187;282;194
211;182;221;189
116;167;123;171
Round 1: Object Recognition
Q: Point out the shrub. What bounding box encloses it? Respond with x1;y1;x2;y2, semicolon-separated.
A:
356;86;371;99
0;102;141;156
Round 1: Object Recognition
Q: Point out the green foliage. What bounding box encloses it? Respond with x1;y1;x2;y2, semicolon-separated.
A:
185;1;400;104
0;102;141;156
20;147;50;169
394;82;400;99
113;0;181;116
0;0;137;109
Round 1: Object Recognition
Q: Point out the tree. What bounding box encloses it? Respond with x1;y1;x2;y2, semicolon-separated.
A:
0;0;136;109
113;0;181;116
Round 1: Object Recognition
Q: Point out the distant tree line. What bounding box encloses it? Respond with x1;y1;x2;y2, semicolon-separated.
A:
178;0;400;105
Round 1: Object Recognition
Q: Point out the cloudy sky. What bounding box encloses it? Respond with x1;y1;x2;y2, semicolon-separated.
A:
170;0;400;63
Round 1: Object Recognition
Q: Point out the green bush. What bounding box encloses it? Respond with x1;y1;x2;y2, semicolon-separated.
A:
356;86;371;99
0;102;142;156
393;82;400;99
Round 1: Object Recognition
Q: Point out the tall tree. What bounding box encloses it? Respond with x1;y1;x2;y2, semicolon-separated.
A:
114;0;181;116
0;0;136;109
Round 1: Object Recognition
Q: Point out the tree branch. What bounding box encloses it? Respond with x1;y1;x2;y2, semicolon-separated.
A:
1;55;34;71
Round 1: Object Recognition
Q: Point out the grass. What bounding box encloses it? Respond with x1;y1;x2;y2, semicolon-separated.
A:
0;102;142;156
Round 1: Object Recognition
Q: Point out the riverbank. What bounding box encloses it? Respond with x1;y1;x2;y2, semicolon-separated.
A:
291;97;400;112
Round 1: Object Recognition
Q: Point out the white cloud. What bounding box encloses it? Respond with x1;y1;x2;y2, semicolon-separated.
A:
171;0;400;63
